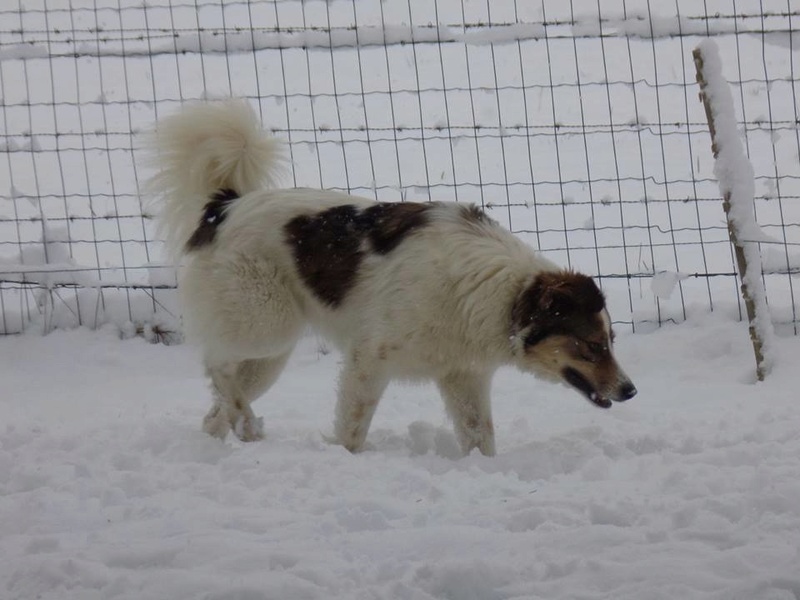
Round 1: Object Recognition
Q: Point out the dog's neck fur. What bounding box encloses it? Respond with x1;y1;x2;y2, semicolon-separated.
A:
425;211;559;368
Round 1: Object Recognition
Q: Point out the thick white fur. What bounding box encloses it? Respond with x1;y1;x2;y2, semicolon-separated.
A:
146;99;565;456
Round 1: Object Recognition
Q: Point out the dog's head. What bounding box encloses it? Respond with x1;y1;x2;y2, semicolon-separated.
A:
510;271;637;408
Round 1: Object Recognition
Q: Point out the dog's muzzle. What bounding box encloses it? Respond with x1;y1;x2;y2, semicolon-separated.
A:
562;367;637;409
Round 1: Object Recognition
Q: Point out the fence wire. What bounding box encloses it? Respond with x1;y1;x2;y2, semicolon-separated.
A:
1;0;799;336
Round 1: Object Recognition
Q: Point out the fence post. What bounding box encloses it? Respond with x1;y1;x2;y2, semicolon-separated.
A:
692;40;773;381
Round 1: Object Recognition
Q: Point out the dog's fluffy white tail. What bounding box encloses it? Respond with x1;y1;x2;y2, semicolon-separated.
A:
143;99;286;259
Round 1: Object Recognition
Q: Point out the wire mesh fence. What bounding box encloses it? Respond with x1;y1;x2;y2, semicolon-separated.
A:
1;0;799;337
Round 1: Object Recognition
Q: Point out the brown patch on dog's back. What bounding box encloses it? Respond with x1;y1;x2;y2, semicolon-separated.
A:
284;205;364;308
284;202;432;307
361;202;431;255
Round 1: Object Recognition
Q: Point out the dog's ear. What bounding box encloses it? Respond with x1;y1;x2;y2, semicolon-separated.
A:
572;273;606;313
511;272;606;349
542;271;605;315
512;272;604;332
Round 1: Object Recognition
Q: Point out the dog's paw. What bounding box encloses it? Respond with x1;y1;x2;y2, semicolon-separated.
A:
234;415;265;442
321;431;367;453
320;432;339;446
202;405;231;440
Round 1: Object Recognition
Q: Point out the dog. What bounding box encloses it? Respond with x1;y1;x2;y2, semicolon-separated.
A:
144;99;637;456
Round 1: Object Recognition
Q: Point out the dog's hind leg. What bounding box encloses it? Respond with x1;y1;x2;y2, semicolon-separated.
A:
203;353;292;442
334;352;389;453
436;371;496;457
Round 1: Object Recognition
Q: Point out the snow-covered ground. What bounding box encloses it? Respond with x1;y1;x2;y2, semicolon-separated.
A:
2;317;799;600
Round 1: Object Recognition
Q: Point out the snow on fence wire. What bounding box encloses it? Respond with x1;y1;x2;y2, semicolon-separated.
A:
1;0;800;338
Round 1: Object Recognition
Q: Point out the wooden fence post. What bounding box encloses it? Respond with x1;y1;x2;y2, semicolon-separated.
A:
693;41;772;381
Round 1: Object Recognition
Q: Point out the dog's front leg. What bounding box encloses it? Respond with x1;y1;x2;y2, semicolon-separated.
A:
437;371;495;457
334;353;389;453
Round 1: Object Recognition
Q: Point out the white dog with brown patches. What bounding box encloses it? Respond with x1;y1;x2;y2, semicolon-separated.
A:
144;99;636;456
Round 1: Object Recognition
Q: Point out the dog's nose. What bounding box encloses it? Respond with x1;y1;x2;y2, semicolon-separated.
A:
618;382;638;401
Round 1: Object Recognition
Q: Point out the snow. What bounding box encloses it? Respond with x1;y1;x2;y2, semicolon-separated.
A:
0;6;783;62
571;12;751;40
649;271;687;300
2;320;800;600
0;23;550;61
695;39;777;375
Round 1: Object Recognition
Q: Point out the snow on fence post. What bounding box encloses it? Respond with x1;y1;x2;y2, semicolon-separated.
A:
692;40;775;381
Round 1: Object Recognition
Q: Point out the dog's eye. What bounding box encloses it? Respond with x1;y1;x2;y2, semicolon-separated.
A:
587;342;604;354
582;341;607;361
